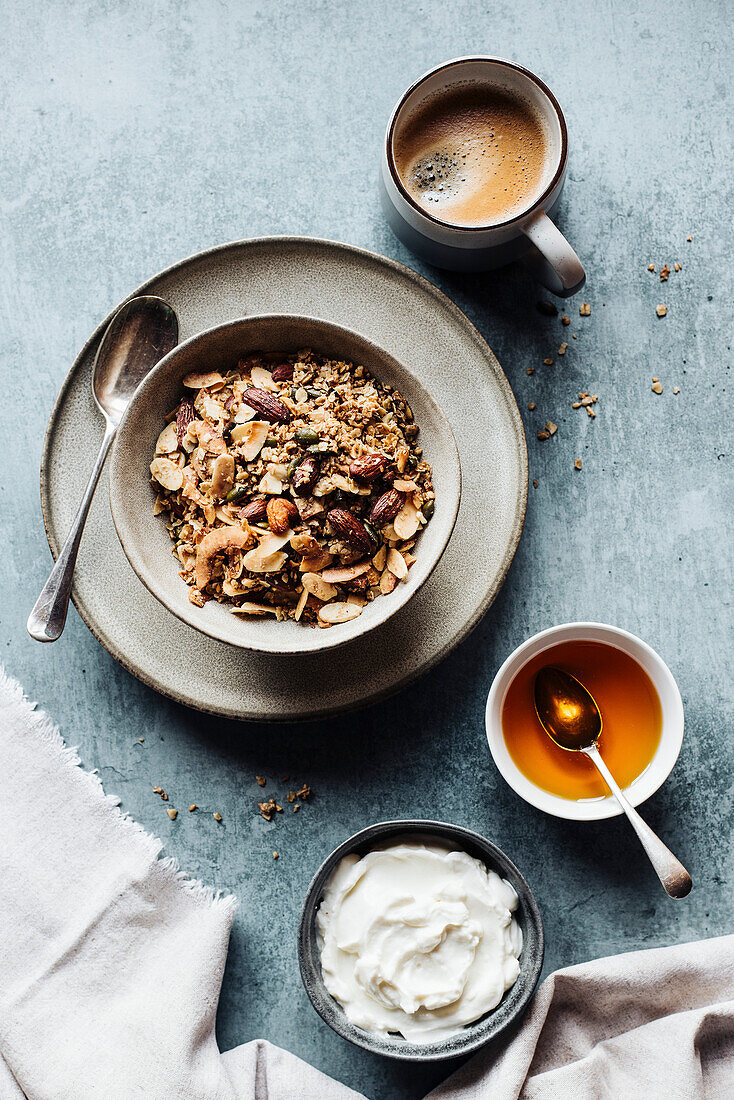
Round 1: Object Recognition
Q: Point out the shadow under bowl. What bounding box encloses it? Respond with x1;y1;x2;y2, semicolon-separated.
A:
297;819;544;1062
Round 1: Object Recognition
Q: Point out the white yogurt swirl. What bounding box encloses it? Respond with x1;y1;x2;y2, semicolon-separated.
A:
316;839;522;1042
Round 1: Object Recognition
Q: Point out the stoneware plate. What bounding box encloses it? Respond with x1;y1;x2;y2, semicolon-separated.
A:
109;314;461;654
297;819;544;1061
41;237;527;719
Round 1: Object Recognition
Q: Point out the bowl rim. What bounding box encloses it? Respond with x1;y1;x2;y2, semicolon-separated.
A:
109;313;461;655
297;818;545;1062
485;622;685;821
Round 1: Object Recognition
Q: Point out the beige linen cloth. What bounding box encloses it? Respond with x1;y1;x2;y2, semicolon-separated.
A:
0;668;731;1100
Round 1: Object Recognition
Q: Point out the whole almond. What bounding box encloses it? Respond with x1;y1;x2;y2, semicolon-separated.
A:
349;453;388;482
271;362;294;382
238;498;268;524
327;509;372;554
267;497;299;535
291;454;320;496
370;488;406;527
242;387;292;423
176;400;196;446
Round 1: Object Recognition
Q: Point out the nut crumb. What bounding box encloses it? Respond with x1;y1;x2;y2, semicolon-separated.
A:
527;367;535;375
558;342;568;355
587;407;596;418
579;302;591;316
652;381;663;394
167;808;178;820
273;851;279;860
188;804;197;812
543;357;554;365
293;804;300;812
660;265;670;282
296;784;312;801
647;263;655;272
532;478;539;488
546;421;558;436
574;459;582;471
153;786;162;793
256;776;266;787
673;386;680;395
528;402;536;411
213;812;222;822
656;304;667;317
561;315;570;325
138;738;145;743
537;430;550;442
674;262;681;272
686;234;692;242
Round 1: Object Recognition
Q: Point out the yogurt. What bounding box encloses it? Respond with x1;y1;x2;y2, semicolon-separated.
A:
316;839;522;1042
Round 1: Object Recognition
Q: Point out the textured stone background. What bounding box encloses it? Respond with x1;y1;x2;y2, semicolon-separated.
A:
2;1;732;1097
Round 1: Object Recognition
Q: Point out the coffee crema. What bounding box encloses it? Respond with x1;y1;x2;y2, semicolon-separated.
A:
393;83;552;227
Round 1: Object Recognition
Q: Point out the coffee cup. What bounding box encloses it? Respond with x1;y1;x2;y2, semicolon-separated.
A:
380;57;585;297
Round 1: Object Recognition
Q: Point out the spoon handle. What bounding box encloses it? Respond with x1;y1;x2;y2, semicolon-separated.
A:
28;424;116;642
584;743;692;898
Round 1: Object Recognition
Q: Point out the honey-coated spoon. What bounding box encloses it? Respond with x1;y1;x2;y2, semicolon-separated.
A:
28;297;178;642
534;666;692;898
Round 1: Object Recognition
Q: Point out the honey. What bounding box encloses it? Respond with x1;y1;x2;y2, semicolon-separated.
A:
501;641;662;801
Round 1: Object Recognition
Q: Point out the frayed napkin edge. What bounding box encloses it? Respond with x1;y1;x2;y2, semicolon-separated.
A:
0;665;238;918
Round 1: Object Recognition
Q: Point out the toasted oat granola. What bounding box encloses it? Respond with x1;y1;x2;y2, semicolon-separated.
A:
149;349;435;627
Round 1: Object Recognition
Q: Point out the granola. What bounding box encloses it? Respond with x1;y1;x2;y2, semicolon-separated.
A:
149;349;435;627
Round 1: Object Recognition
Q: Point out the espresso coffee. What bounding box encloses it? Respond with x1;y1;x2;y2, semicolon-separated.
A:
393;83;552;227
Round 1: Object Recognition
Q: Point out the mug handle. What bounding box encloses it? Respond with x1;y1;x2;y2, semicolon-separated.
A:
521;211;585;298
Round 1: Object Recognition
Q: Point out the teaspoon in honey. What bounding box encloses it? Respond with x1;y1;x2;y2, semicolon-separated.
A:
534;666;692;898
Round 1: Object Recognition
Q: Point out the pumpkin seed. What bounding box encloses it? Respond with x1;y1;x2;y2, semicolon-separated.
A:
421;499;435;520
295;428;320;446
286;454;302;480
264;435;279;446
226;486;248;503
363;519;381;550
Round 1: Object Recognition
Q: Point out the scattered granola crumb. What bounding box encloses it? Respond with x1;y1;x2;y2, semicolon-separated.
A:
656;304;667;317
256;776;266;787
153;786;162;793
259;798;277;821
167;808;178;820
574;459;582;471
286;791;296;803
652;381;663;394
579;302;591;316
293;804;300;812
587;407;596;418
273;851;279;860
537;430;550;442
543;357;554;365
572;333;577;339
296;784;312;801
674;262;681;272
673;386;680;395
161;792;168;801
561;315;570;326
536;300;558;317
532;478;539;488
527;367;535;375
189;804;197;812
558;342;568;356
138;738;145;743
546;421;558;436
660;264;670;282
281;775;290;782
652;377;659;383
647;263;655;272
528;402;536;411
213;812;222;823
686;234;692;242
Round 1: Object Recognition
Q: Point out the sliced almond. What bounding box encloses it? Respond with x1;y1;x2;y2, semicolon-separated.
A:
380;568;398;594
302;572;338;602
230;602;278;616
234;403;257;423
299;549;333;573
393;500;420;540
250;366;277;390
214;505;240;526
331;473;371;496
371;545;387;571
392;479;419;492
258;470;284;494
294;587;309;622
243;548;288;573
211;453;235;499
321;561;370;583
231;420;269;460
183;370;224;390
155;421;179;454
387;548;408;580
318;601;364;624
150;457;184;491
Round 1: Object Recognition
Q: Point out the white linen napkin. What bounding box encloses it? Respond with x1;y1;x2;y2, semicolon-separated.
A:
0;667;731;1100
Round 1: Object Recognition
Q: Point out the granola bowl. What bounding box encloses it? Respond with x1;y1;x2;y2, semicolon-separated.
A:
109;314;461;654
298;820;544;1061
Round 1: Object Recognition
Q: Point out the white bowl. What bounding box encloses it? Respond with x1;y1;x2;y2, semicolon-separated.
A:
485;622;684;821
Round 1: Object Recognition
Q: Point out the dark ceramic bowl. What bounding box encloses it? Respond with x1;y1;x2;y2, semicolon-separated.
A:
297;819;544;1061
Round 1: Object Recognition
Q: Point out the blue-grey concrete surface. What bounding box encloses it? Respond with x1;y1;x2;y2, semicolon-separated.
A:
2;2;732;1097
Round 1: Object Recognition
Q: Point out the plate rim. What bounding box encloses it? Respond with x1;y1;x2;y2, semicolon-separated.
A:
39;235;528;720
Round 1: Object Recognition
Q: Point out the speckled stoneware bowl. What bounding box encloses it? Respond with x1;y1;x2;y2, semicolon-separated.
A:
298;820;544;1061
109;314;461;655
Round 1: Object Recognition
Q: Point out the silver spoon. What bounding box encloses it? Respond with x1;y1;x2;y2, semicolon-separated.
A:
534;666;692;898
28;296;178;642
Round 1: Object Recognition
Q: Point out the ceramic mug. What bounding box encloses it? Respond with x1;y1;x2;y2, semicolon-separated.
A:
380;57;585;297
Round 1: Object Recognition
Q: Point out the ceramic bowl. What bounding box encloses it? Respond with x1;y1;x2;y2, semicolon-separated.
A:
485;622;685;821
297;819;544;1061
109;314;461;654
